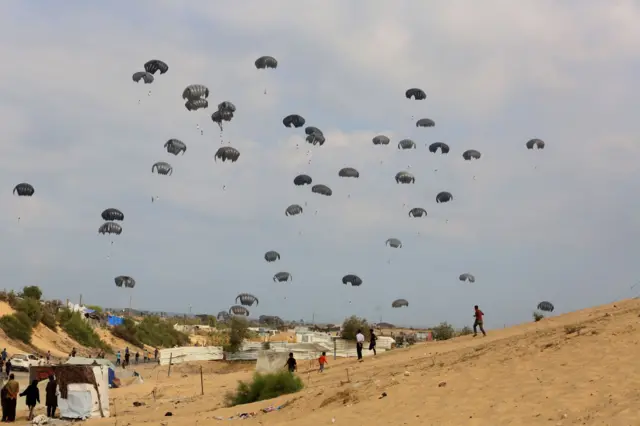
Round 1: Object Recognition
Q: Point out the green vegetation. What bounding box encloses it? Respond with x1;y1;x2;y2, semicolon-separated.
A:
224;317;250;353
15;298;43;325
431;321;456;341
340;315;370;341
533;311;545;322
0;312;33;344
113;316;189;348
225;371;304;407
457;326;473;336
86;305;104;315
20;286;42;301
57;309;109;350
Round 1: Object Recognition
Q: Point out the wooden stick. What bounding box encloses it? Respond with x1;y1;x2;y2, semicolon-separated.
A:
200;365;204;395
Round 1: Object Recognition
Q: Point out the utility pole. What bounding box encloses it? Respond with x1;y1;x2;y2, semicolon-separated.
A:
79;294;83;307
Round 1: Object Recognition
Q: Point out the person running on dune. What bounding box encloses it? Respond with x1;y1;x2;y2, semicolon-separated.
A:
473;305;487;337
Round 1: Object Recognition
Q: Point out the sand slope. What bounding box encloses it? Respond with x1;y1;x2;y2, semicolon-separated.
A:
79;299;640;426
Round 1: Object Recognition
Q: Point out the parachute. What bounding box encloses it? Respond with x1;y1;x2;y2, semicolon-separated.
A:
372;135;390;146
436;191;453;203
101;208;124;221
13;183;34;197
311;184;332;196
185;99;208;111
293;175;312;186
264;251;280;262
392;299;409;308
428;142;450;154
214;147;240;163
229;305;249;316
397;139;416;150
255;56;278;69
408;207;427;218
305;126;322;136
338;167;359;178
462;150;481;160
182;84;209;101
144;60;169;75
273;272;292;282
405;88;426;100
395;171;415;184
114;275;136;288
306;132;325;146
285;204;303;216
99;222;122;235
236;293;259;306
342;274;363;286
385;238;402;248
459;273;475;283
282;114;306;128
132;71;154;84
211;101;236;130
416;118;435;128
526;139;545;150
537;301;554;312
152;162;173;175
164;139;187;156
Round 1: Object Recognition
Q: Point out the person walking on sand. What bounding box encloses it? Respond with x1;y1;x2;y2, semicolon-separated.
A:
473;305;487;337
368;328;377;356
284;352;297;373
45;375;57;418
135;351;139;364
3;374;19;422
154;348;159;362
1;349;6;362
356;329;365;361
20;379;40;421
318;352;328;372
5;360;11;377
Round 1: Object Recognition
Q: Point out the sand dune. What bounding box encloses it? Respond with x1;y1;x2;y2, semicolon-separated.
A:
76;298;640;426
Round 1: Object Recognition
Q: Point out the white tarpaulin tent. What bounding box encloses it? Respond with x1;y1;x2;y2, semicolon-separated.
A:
57;365;110;419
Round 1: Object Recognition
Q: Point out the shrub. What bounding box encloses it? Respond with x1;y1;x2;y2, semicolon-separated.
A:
58;309;109;350
457;326;473;336
533;311;545;322
0;312;33;344
111;318;143;347
86;305;103;315
15;298;43;325
431;322;456;341
341;316;369;341
225;371;304;407
224;317;250;353
135;317;190;348
21;286;42;301
41;306;57;331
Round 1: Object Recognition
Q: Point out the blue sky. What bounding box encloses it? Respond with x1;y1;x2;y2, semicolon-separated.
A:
2;0;640;328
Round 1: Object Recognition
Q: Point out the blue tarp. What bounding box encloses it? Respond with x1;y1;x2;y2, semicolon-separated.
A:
108;315;124;326
108;367;115;387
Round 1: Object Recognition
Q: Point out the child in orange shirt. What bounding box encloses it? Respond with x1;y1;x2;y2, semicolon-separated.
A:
318;351;328;372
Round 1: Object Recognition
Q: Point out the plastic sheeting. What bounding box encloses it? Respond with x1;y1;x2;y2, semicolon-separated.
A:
158;346;223;365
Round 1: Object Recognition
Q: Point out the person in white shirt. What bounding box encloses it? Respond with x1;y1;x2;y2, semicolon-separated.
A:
355;330;365;361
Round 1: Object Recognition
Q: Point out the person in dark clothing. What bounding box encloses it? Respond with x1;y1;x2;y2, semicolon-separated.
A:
3;374;19;422
284;353;297;373
70;348;77;357
5;360;11;376
473;305;487;337
20;379;40;420
45;375;58;418
1;384;8;422
135;352;139;364
154;348;159;362
368;328;377;355
124;351;130;366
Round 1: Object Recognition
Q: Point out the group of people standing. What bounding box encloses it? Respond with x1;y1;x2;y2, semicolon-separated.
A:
116;347;158;368
355;328;377;361
0;375;58;422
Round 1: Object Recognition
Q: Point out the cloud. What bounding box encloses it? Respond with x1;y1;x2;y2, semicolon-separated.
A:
1;1;639;327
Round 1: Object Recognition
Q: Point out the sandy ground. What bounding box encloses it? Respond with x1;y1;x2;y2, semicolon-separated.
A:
1;298;617;425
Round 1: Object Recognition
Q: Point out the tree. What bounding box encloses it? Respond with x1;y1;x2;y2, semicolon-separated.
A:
21;286;42;301
431;322;455;341
341;315;369;341
225;317;249;353
457;326;473;336
15;298;43;325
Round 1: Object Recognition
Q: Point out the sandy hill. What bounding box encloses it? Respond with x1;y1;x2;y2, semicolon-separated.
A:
0;302;144;359
82;298;640;426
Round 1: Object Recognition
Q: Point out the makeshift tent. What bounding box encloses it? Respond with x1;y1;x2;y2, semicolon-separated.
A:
65;357;116;388
30;364;110;419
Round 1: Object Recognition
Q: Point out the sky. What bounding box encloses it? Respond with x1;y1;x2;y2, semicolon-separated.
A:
1;0;640;329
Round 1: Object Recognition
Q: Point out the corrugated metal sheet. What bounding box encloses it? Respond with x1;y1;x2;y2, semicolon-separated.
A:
159;346;223;365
